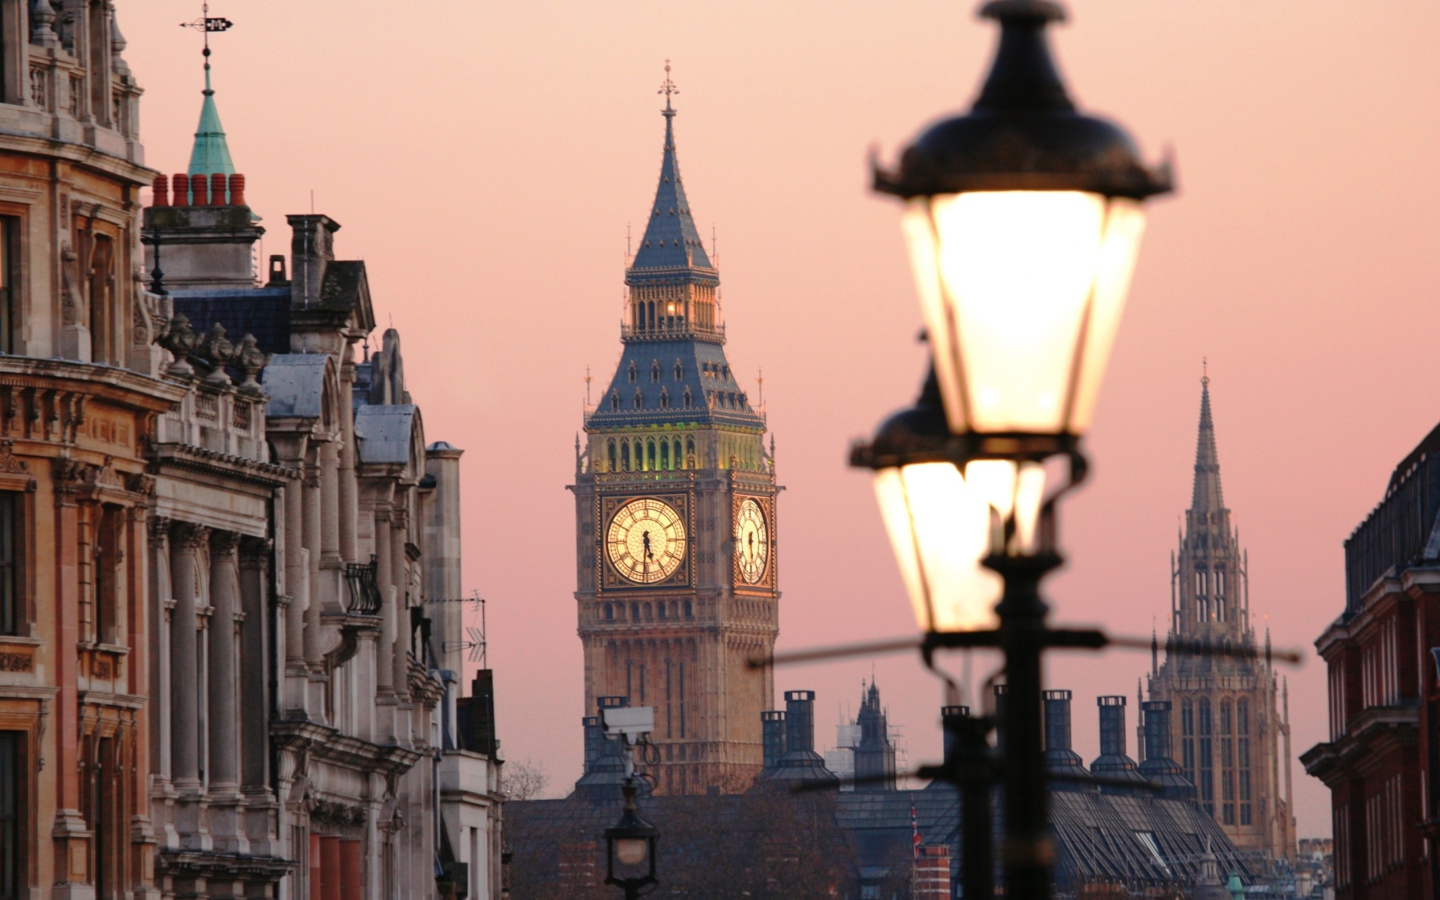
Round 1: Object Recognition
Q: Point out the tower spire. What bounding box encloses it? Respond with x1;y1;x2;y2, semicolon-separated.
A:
183;4;236;179
1191;367;1224;514
629;61;713;274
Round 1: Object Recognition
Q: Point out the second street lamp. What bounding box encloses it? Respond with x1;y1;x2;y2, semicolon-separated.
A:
859;1;1173;898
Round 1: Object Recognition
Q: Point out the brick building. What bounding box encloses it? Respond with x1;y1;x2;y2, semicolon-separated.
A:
1302;421;1440;899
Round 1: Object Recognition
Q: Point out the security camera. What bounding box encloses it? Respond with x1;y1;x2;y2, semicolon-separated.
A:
600;706;655;738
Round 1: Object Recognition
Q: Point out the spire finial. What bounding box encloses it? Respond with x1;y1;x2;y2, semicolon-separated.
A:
182;3;234;96
658;59;679;117
1202;356;1209;387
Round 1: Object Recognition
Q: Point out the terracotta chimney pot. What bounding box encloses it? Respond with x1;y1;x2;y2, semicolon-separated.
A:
151;174;168;207
210;172;227;206
190;174;208;206
172;174;190;206
228;174;246;208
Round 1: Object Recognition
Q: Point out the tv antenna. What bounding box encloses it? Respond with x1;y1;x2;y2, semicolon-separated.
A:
436;591;487;665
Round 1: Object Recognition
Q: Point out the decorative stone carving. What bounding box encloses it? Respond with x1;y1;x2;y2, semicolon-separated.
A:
199;323;234;385
168;521;211;551
0;652;33;672
60;241;79;326
210;529;241;558
148;515;171;548
235;334;269;393
0;441;29;475
125;472;156;497
158;313;200;376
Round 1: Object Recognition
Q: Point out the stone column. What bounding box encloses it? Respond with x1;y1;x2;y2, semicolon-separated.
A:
303;460;324;670
319;440;341;564
207;531;241;791
284;477;307;671
338;363;359;563
237;537;270;790
391;505;411;699
147;517;173;782
169;522;208;790
375;508;395;698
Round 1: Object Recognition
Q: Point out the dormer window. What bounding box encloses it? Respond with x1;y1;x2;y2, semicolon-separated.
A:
659;389;670;409
633;389;644;410
610;392;620;411
651;361;661;382
628;362;637;383
682;389;692;409
675;361;684;380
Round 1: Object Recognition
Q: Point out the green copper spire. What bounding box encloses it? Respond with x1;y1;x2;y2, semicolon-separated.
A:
187;57;235;177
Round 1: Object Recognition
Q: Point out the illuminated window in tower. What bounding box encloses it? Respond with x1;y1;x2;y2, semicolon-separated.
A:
660;440;670;470
621;442;631;472
1198;698;1214;816
646;441;656;471
1237;698;1252;825
607;441;617;473
1220;699;1235;825
673;439;682;470
1195;565;1208;621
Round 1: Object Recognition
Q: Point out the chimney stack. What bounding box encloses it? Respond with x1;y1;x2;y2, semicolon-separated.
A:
209;172;227;206
941;705;970;762
1042;690;1091;790
1137;700;1196;800
761;710;786;770
1090;695;1147;793
172;174;190;206
785;690;816;754
151;174;169;207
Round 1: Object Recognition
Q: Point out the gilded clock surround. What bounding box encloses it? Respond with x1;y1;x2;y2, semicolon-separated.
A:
605;496;689;586
732;494;775;590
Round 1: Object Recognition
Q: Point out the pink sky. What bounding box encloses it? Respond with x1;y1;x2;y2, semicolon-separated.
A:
125;1;1440;837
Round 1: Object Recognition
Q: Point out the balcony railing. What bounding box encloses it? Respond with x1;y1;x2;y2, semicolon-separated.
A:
344;555;382;616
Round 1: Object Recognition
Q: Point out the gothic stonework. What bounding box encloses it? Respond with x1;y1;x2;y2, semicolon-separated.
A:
1145;378;1297;861
572;89;778;795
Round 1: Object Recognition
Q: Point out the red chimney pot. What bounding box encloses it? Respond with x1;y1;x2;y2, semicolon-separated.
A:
228;174;246;208
190;174;208;206
173;174;190;206
210;173;226;206
151;175;169;207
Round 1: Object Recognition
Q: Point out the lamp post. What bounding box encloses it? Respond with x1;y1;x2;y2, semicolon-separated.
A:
604;778;658;900
855;1;1172;897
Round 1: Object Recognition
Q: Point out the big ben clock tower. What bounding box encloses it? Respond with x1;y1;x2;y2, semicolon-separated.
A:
571;71;779;795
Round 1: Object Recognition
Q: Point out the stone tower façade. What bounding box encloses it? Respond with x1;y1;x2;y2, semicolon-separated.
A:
570;84;778;795
1145;377;1297;860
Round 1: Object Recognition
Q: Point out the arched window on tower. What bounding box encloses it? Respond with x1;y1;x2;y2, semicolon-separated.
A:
610;392;620;411
673;439;682;470
659;389;670;410
607;440;617;473
628;362;638;383
648;301;656;330
1181;700;1196;785
675;361;684;381
604;603;614;621
651;361;661;382
1195;565;1208;621
647;440;656;471
633;389;643;410
686;436;695;468
660;440;670;470
1220;699;1235;825
1215;566;1226;621
621;441;631;471
683;389;692;409
1237;698;1252;825
1198;698;1214;816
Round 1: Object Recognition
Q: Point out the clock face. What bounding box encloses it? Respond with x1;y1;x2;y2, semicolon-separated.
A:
607;498;687;585
735;498;769;585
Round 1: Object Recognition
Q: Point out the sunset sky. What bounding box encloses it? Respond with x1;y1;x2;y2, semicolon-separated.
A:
126;1;1440;836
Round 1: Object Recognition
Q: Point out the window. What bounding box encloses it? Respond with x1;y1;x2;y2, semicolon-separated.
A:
631;603;639;621
604;604;613;621
660;440;670;470
610;392;620;411
682;389;692;409
686;437;695;467
0;732;23;900
659;389;669;410
683;600;692;618
95;505;122;644
674;362;683;381
1220;699;1235;825
1198;698;1214;816
646;441;656;471
1180;701;1195;786
1237;698;1252;825
621;442;631;472
87;233;114;365
607;441;617;473
0;217;19;354
628;362;637;383
673;439;682;470
0;494;18;636
633;390;643;410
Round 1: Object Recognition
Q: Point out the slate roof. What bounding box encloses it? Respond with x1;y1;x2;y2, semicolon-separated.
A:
586;338;762;431
172;288;292;357
261;355;329;419
355;405;419;465
627;106;714;280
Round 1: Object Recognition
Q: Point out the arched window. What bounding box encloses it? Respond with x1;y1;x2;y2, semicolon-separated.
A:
659;389;670;410
607;440;617;473
660;440;670;470
647;441;656;471
728;392;736;408
604;603;614;621
673;439;682;469
631;602;640;620
1237;697;1252;825
648;301;656;330
722;366;730;379
1198;698;1214;816
628;362;637;383
643;602;652;620
633;389;643;410
684;600;693;618
658;603;667;619
675;361;684;380
651;361;661;382
1220;699;1235;825
610;392;620;411
686;436;695;466
621;441;631;471
683;389;692;409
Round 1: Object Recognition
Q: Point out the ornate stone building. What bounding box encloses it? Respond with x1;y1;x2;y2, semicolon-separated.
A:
0;3;499;895
571;81;778;794
1145;377;1296;861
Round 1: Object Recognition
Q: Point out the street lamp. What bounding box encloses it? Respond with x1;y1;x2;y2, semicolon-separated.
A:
604;779;658;899
858;1;1172;898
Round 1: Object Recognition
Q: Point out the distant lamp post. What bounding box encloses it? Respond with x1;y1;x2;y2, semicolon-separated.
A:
604;780;658;900
858;1;1172;899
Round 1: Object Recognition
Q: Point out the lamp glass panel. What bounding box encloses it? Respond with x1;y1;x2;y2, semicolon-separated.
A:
903;191;1110;434
615;838;649;866
963;460;1047;554
873;462;1001;633
1067;199;1145;431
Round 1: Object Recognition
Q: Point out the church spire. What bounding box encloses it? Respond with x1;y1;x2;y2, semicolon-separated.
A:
629;61;714;274
1190;369;1225;514
185;4;236;178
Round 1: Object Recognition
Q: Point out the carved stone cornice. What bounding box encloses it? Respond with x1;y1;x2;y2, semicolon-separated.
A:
146;442;296;488
147;516;171;548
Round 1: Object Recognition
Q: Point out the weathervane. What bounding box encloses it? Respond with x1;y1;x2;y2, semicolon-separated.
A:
658;59;678;116
181;2;234;91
